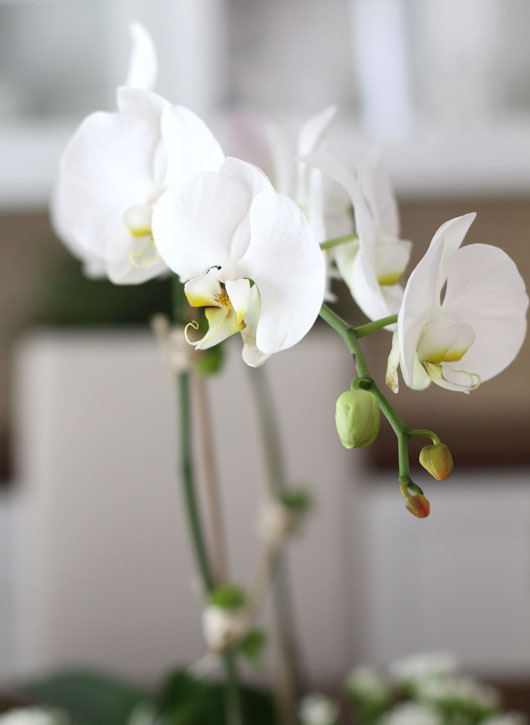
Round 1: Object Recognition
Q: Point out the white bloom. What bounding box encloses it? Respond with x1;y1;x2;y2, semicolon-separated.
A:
202;605;248;652
346;665;388;702
52;26;224;284
380;702;442;725
416;675;499;711
268;108;352;301
389;652;458;686
0;709;67;725
313;147;411;324
298;694;338;725
398;213;528;392
152;157;325;366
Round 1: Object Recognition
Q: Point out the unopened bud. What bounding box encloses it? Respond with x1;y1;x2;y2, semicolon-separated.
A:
419;443;453;480
400;478;430;518
335;387;380;449
405;494;431;518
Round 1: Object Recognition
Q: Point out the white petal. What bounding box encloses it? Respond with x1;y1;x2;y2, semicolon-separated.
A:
428;212;476;297
116;86;167;126
416;318;461;364
152;172;251;280
53;105;157;261
304;151;357;203
375;240;412;285
185;269;222;307
238;191;325;353
297;105;337;157
106;253;168;284
333;239;359;297
225;278;251;325
241;286;271;367
195;307;243;350
442;243;528;382
385;330;400;393
358;147;399;238
219;157;274;260
398;237;445;387
352;250;402;322
161;105;224;187
126;22;158;91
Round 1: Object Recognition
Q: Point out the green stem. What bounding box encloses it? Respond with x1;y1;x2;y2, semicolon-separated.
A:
408;429;442;446
354;315;398;338
248;368;302;725
319;232;358;251
319;303;421;490
171;276;244;725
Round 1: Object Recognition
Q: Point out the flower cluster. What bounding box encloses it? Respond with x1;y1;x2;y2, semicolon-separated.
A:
52;23;528;516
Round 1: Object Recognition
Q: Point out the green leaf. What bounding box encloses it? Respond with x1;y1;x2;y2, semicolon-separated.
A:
25;670;153;725
157;669;275;725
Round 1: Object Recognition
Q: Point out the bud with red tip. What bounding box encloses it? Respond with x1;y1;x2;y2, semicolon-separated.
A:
400;477;430;518
419;443;453;481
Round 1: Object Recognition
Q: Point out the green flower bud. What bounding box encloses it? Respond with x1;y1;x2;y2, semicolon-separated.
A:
335;387;380;448
419;443;454;480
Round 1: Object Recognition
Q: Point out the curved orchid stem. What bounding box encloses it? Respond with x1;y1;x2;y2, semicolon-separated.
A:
319;304;426;495
319;232;358;250
172;276;243;725
354;315;397;338
408;429;442;446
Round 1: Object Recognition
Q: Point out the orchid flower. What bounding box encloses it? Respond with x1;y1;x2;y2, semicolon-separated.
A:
152;157;326;366
267;107;352;300
312;147;411;324
52;23;224;284
394;213;528;393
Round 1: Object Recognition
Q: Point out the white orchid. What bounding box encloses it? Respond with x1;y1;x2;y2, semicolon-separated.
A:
152;157;325;366
313;147;411;323
268;107;352;301
52;24;224;284
396;213;528;393
298;694;338;725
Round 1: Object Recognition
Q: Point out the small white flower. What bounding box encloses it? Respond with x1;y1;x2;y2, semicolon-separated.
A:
380;702;442;725
0;709;67;725
152;157;325;366
346;665;388;702
52;24;224;284
389;652;458;686
298;694;338;725
417;675;499;712
398;213;528;392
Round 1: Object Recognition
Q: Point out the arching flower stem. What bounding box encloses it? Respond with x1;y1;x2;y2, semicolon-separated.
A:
171;275;243;725
319;304;430;496
408;429;442;446
319;232;358;250
354;314;398;338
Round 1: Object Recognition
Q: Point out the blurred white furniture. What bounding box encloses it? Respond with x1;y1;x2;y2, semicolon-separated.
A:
6;328;530;686
356;472;530;677
10;328;360;685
